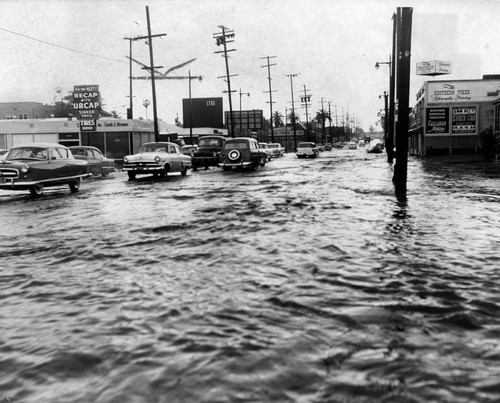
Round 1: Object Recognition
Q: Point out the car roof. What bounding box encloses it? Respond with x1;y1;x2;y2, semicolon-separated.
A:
225;137;257;142
69;146;100;151
11;143;68;149
142;142;178;146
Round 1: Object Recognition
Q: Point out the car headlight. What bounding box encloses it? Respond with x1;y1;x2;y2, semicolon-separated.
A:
123;157;128;163
155;155;160;163
21;165;28;173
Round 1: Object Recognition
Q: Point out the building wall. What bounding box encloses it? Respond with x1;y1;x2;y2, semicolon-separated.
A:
0;102;56;120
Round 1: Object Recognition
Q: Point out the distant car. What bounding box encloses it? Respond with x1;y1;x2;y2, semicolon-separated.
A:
69;146;115;177
258;142;274;161
219;137;267;171
268;143;285;157
296;142;319;158
323;143;332;151
192;135;227;171
0;143;88;198
358;140;366;147
367;140;384;154
123;142;192;180
348;141;358;149
181;145;198;157
0;149;8;161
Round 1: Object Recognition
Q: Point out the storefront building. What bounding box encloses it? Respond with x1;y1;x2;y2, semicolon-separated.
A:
410;75;500;156
0;118;181;159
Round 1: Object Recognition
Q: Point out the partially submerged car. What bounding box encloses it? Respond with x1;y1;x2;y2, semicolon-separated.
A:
268;143;285;157
296;142;319;158
192;135;226;171
219;137;267;171
258;142;274;161
123;142;192;180
69;146;115;177
348;141;358;149
0;143;88;198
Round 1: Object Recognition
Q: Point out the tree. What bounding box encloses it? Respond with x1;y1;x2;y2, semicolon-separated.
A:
272;111;284;127
53;93;74;118
286;111;300;124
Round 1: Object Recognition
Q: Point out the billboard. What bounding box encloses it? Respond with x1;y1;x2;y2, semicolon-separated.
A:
225;109;264;130
417;60;452;76
73;85;101;132
452;107;476;134
182;97;223;129
426;107;449;134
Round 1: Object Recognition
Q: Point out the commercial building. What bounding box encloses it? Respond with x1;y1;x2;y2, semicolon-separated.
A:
409;75;500;156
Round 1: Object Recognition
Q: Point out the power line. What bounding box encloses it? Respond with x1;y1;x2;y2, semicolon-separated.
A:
0;26;126;63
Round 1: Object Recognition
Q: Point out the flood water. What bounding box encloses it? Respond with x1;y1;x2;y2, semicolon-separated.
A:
1;147;500;402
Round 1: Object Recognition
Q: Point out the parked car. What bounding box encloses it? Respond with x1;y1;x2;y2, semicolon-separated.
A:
268;143;285;157
123;142;192;180
258;142;274;161
192;135;226;171
219;137;267;171
0;149;8;161
0;143;88;198
181;145;198;157
348;141;358;149
296;142;319;158
323;143;332;151
69;146;115;177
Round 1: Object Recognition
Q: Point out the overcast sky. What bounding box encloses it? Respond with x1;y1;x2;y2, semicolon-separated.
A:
1;0;499;131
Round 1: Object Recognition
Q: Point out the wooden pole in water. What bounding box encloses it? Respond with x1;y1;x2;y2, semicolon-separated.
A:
393;7;412;195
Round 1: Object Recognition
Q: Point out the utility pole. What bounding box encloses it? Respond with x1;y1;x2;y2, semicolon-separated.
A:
188;70;203;145
123;37;135;119
261;56;277;143
214;25;237;137
393;7;413;195
300;85;312;142
328;101;332;144
320;97;326;144
238;88;250;136
132;6;166;142
284;106;288;152
286;74;299;150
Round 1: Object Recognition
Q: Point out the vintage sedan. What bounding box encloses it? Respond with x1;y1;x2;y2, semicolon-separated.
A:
69;146;115;177
123;142;192;180
258;142;274;161
192;135;226;171
268;143;285;158
0;143;88;198
296;142;319;158
219;137;267;171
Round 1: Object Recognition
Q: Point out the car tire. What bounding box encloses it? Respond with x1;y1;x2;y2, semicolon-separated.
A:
181;166;188;176
128;172;136;180
223;166;231;171
160;164;170;178
192;165;198;171
260;156;266;167
69;178;81;193
29;183;44;198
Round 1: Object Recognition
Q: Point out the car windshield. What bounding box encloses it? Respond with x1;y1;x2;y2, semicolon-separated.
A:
199;138;224;147
224;142;248;150
70;148;86;156
7;147;48;160
139;144;167;153
298;143;314;148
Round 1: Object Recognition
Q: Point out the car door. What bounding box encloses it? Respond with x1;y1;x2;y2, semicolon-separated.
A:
168;144;181;172
48;147;70;179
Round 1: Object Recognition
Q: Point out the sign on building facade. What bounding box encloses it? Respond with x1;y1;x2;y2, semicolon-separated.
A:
416;60;452;76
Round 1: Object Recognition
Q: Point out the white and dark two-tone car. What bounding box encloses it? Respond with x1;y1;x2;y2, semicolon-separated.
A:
123;142;192;180
0;143;88;198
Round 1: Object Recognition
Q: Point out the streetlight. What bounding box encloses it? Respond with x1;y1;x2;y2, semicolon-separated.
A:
375;57;394;163
188;70;203;145
239;88;250;136
143;99;150;120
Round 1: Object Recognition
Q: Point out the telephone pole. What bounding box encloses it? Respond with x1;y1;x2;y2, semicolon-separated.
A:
214;25;237;137
300;85;312;142
131;6;166;142
393;7;413;195
261;56;277;143
123;37;136;119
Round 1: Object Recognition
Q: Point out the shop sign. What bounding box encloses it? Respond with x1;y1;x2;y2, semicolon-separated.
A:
426;107;449;134
417;60;452;76
79;119;96;132
452;107;476;134
73;85;100;120
427;80;500;104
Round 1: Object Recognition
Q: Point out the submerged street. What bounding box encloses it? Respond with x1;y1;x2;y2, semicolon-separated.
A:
1;147;500;402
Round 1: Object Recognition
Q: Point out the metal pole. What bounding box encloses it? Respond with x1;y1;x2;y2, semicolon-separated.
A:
289;75;298;150
127;38;133;119
388;14;397;163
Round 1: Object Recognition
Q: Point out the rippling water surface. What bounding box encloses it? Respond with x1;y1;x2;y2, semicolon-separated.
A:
1;148;500;402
